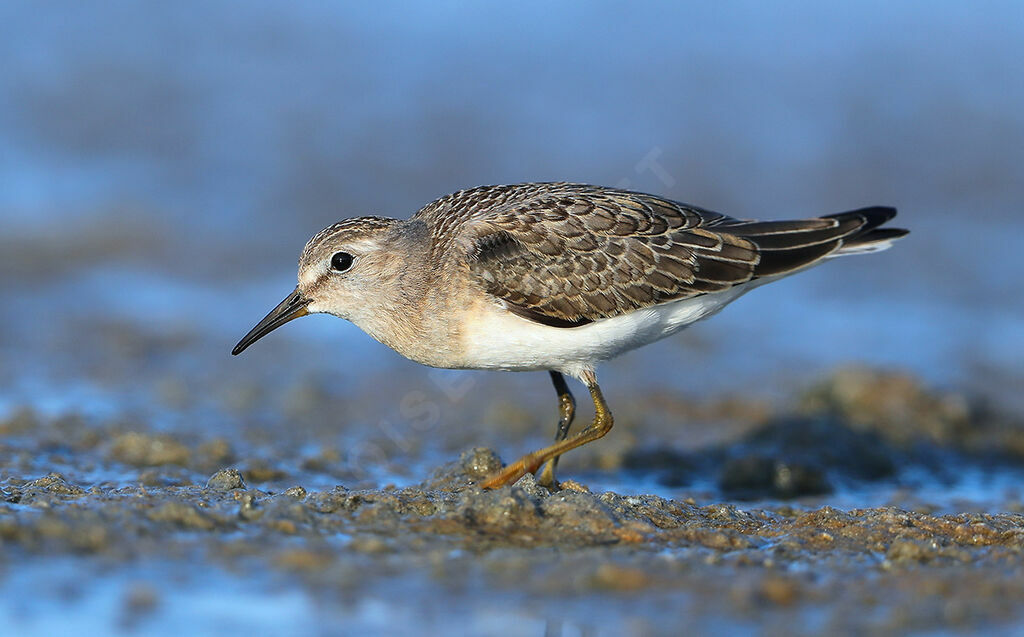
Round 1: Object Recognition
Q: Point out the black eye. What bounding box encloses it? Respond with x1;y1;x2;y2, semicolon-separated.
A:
330;251;354;272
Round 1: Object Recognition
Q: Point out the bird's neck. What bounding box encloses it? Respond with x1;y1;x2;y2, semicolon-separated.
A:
349;222;449;364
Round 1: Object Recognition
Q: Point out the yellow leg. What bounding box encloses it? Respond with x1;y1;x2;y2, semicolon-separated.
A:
481;371;612;489
536;371;576;488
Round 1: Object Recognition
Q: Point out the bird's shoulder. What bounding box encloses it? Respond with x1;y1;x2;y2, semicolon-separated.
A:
413;182;735;250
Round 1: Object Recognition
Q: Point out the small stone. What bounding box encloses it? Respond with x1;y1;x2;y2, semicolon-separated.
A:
460;447;503;479
559;479;591;493
207;468;246;491
510;472;548;499
25;473;86;497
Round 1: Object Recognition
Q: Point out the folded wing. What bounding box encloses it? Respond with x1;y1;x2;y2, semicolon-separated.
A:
458;184;904;327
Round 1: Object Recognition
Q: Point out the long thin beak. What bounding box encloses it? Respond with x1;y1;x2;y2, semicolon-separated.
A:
232;288;310;355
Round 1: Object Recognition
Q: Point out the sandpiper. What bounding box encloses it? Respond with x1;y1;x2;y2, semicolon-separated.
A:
232;183;907;489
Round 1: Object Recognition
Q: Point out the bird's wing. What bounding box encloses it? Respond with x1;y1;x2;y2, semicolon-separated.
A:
437;184;894;327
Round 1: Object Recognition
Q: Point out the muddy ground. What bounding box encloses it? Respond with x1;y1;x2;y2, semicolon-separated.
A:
3;368;1024;635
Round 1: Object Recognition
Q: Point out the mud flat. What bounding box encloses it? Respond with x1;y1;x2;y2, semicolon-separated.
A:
3;369;1024;635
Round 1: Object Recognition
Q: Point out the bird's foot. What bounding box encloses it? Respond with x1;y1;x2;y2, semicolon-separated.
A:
479;453;544;489
535;459;560;490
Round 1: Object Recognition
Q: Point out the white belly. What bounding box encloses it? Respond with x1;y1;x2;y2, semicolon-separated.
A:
456;284;755;377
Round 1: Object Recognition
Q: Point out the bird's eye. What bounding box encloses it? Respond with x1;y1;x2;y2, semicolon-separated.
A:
330;251;354;272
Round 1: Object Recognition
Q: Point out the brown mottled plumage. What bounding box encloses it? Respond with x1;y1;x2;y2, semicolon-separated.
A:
413;183;900;327
233;182;907;489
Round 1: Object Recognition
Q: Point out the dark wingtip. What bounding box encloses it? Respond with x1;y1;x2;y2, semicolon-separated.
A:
857;227;910;242
824;206;899;230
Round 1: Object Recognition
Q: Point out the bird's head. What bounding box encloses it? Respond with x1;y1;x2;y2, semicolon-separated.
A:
231;216;404;355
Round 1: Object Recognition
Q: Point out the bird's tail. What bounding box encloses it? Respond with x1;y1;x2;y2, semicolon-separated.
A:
720;206;908;278
824;207;909;257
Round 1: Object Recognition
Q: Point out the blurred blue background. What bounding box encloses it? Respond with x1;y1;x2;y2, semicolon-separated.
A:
1;1;1022;416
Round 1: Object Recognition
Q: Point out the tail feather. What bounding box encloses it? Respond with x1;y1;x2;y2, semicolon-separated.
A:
823;206;898;228
720;205;908;277
825;207;907;257
831;226;909;256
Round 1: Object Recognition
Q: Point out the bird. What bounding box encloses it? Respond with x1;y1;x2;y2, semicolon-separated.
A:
232;182;907;489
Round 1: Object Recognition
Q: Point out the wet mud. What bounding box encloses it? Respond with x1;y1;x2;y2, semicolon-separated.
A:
3;369;1024;634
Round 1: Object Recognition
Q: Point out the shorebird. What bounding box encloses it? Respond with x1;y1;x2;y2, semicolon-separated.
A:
232;183;907;489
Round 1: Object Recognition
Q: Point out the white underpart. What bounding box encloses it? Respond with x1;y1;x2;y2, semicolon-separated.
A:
458;282;762;379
